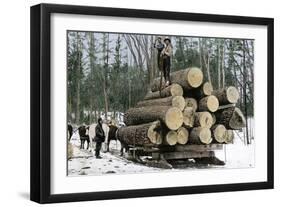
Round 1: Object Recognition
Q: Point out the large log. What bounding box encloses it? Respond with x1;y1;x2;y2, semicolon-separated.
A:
117;121;162;146
215;107;246;130
164;131;178;146
184;82;213;99
124;106;183;130
144;84;183;100
185;97;198;111
224;130;234;144
177;127;189;145
137;96;185;111
183;107;195;128
151;67;204;92
189;127;212;144
194;112;213;128
211;124;227;143
212;86;239;104
198;95;219;112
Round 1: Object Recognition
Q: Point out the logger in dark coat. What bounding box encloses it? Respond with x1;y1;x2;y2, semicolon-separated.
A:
94;117;105;159
154;36;165;71
161;37;173;87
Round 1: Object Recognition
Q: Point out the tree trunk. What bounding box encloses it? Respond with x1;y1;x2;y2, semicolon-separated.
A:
151;67;203;92
117;121;162;146
124;106;183;130
243;40;250;144
76;32;81;125
215;107;246;130
183;107;195;128
189;127;212;144
194;112;213;128
211;124;226;143
177;127;189;145
198;95;219;112
144;84;183;100
185;97;198;111
212;86;239;104
137;96;185;111
217;40;221;89
221;41;225;88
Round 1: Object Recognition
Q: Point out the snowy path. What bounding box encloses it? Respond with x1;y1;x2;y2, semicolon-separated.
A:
68;138;162;176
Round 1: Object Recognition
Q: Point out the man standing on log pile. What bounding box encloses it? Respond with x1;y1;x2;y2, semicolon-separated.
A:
94;117;105;159
154;36;173;88
154;36;165;72
161;37;173;87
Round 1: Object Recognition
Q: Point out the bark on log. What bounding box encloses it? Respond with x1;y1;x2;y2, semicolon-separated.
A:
185;97;198;111
211;113;216;125
224;130;234;144
211;124;227;143
177;127;189;145
183;107;195;128
137;96;185;111
189;127;212;144
124;106;183;130
151;67;204;92
184;82;213;99
117;121;162;146
144;84;183;100
212;86;239;104
194;112;213;128
198;95;219;112
215;107;246;130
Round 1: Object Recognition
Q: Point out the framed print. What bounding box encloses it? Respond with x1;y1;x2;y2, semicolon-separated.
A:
30;3;274;203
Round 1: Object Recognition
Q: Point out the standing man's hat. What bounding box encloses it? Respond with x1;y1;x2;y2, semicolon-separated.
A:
164;37;171;42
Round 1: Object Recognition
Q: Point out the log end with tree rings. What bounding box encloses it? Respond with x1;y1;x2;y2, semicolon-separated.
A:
177;127;189;145
212;124;227;143
206;95;219;112
199;127;212;144
170;83;184;97
229;107;246;129
189;127;212;144
165;131;178;146
185;97;198;111
195;112;213;128
186;67;204;88
165;107;183;130
226;86;239;103
198;95;219;112
183;106;195;128
224;130;234;144
172;96;186;111
147;121;162;144
202;82;213;96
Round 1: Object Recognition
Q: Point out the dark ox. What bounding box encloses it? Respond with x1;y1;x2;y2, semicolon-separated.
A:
107;125;128;156
78;125;90;150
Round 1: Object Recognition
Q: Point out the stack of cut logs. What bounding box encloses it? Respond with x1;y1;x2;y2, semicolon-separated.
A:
117;67;246;147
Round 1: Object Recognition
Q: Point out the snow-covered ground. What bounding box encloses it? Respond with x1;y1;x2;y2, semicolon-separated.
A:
68;132;162;176
68;128;255;176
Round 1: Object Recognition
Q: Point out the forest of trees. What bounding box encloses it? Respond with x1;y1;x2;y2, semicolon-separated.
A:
67;31;254;132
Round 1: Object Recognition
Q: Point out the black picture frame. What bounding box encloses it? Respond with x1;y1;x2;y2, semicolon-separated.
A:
30;3;274;204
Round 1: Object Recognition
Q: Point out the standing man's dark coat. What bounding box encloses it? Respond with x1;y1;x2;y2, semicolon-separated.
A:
94;118;105;158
